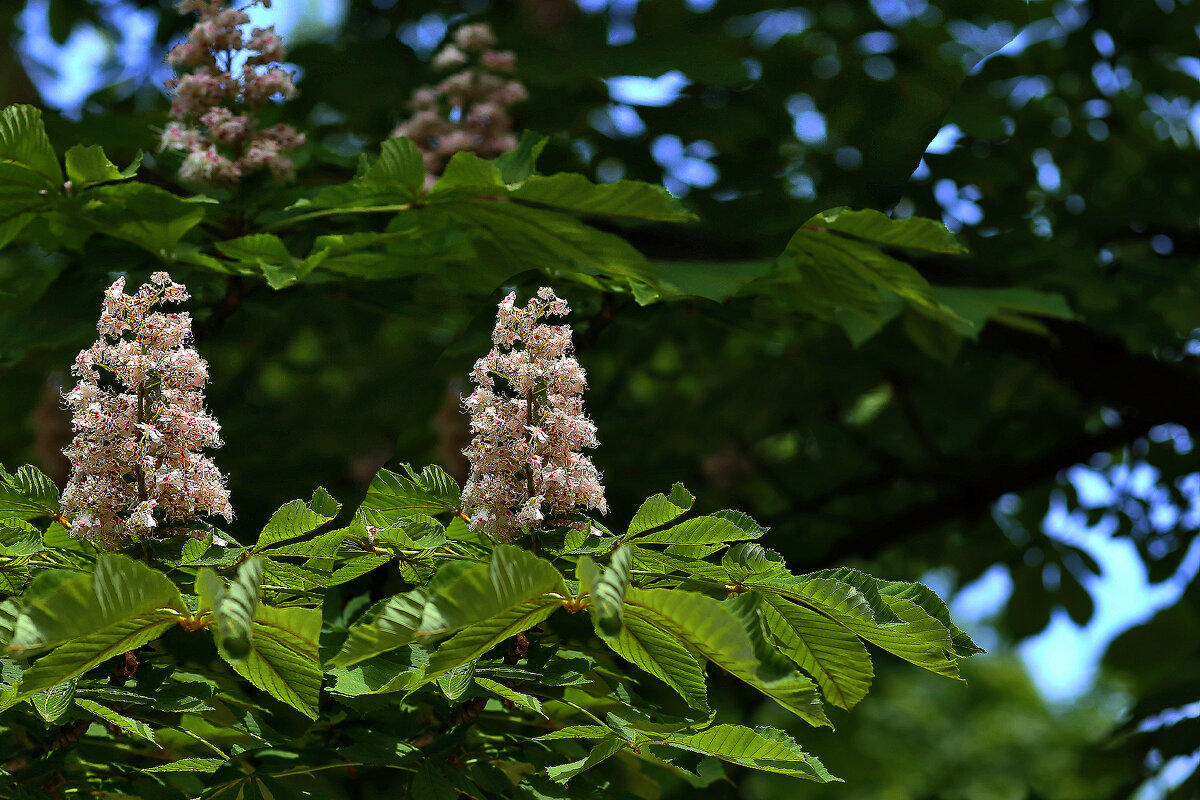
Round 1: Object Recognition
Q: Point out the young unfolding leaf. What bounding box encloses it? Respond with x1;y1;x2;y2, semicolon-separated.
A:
577;545;631;637
196;557;264;661
64;144;139;189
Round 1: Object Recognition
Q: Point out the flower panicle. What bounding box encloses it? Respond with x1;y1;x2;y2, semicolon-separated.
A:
395;22;528;186
61;272;232;551
461;287;606;542
161;0;304;185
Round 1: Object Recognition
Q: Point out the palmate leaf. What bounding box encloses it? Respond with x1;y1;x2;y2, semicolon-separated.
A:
227;603;323;719
660;724;835;782
362;464;461;525
0;463;60;520
623;587;829;727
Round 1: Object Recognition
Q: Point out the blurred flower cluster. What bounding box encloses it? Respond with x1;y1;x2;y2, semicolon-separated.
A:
160;0;304;184
61;273;232;550
461;288;607;542
395;23;527;185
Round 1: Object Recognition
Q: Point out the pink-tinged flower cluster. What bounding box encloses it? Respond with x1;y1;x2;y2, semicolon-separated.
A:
161;0;304;184
462;288;607;541
61;273;232;550
394;23;527;186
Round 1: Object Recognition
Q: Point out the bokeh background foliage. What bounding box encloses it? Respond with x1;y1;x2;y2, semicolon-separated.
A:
0;0;1198;797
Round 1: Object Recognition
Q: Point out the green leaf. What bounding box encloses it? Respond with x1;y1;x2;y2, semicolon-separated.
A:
933;286;1075;338
362;464;461;525
6;556;184;696
722;543;788;583
761;595;873;710
510;173;696;222
474;676;547;717
624;587;828;727
81;183;205;257
144;758;226;774
255;490;339;550
599;611;709;713
421;545;565;637
197;557;263;661
661;724;836;781
363;137;425;196
227;604;323;719
0;104;63;185
878;579;985;657
423;599;561;680
437;659;476;701
30;680;75;723
546;737;627;783
633;515;759;546
441;200;654;285
74;697;158;745
216;233;304;289
493;130;548;184
627;491;691;536
0;463;60;520
64;144;139;189
754;573;960;679
577;545;630;638
808;207;966;254
330;588;427;668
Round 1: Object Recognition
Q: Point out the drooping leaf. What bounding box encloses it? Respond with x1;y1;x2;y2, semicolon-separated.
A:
598;611;709;713
761;595;873;710
623;587;828;727
474;676;547;717
74;698;159;745
227;603;323;719
546;737;627;783
878;579;985;657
